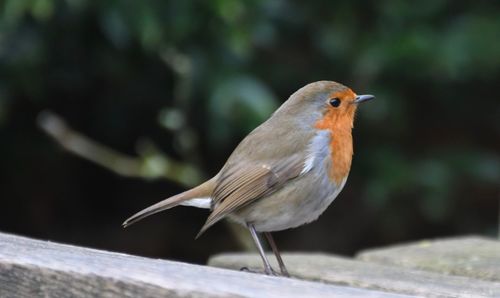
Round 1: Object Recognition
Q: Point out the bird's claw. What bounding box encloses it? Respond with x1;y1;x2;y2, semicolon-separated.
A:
240;266;286;277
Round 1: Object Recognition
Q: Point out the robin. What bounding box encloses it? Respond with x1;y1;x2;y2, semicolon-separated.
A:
123;81;375;276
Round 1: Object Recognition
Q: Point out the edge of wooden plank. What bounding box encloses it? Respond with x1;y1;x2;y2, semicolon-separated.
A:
0;232;410;298
208;252;500;298
356;235;500;282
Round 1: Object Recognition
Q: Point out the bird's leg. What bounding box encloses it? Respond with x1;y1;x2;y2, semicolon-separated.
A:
264;232;290;277
247;224;277;276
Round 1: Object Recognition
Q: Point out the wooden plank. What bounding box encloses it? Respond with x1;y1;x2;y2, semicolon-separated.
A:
208;253;500;298
0;233;408;298
357;236;500;282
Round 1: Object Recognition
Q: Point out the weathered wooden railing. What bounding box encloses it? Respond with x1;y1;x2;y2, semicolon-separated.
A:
1;232;499;297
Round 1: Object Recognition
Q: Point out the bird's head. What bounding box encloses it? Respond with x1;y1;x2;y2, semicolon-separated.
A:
277;81;375;131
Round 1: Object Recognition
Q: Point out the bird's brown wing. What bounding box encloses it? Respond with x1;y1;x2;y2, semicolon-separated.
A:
196;154;304;237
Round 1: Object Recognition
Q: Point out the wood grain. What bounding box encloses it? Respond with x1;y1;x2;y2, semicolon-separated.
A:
209;251;500;298
0;232;408;298
357;236;500;282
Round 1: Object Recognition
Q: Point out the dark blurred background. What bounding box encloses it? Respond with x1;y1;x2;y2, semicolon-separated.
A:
0;0;499;264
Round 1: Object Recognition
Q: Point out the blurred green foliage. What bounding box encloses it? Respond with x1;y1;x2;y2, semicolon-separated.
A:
0;0;499;260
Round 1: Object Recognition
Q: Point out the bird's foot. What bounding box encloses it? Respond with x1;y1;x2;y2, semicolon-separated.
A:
240;266;285;277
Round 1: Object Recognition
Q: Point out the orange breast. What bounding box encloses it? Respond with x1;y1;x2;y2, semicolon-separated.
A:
314;91;355;184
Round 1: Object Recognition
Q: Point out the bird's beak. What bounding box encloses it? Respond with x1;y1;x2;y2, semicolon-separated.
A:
354;94;375;104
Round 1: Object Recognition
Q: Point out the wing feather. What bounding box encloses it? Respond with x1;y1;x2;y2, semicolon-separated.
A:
196;154;304;237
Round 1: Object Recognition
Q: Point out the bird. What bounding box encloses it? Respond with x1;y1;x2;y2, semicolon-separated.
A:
123;80;374;277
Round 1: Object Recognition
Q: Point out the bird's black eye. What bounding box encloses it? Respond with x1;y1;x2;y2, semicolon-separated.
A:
329;98;341;107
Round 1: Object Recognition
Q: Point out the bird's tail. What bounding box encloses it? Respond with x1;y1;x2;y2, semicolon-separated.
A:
122;178;215;228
